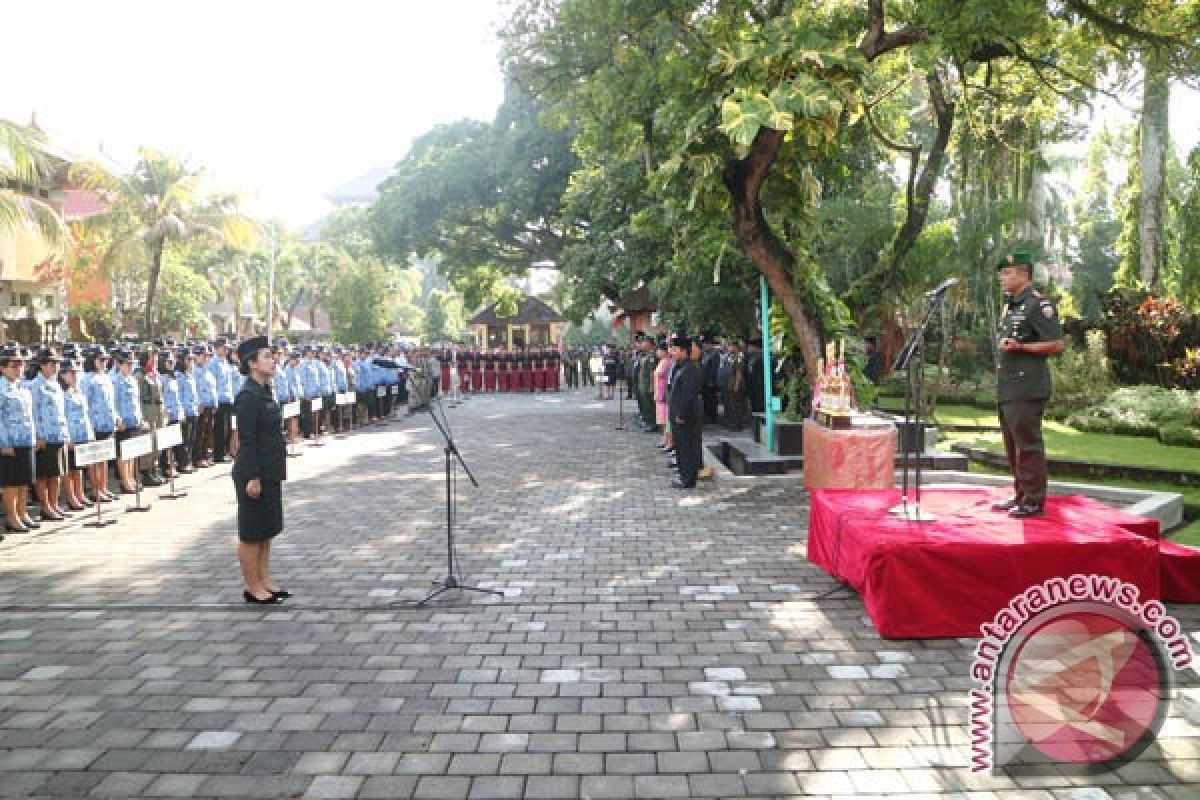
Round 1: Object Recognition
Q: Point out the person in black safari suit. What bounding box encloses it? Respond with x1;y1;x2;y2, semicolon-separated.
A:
668;333;704;489
232;336;290;605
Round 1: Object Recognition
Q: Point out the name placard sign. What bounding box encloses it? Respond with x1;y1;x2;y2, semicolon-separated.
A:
74;438;117;467
337;392;355;406
311;397;323;412
120;433;155;460
156;424;183;450
390;385;399;396
283;402;300;419
376;386;386;398
230;416;238;431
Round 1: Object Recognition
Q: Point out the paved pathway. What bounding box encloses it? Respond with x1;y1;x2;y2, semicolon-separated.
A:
1;390;1198;798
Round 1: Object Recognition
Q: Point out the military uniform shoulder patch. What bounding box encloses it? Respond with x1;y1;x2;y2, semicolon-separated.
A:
1040;302;1056;319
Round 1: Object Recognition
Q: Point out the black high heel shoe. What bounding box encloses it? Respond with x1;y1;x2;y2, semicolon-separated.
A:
268;588;292;599
5;523;29;533
243;590;283;605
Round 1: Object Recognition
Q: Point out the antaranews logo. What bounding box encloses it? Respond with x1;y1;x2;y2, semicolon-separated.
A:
968;574;1194;773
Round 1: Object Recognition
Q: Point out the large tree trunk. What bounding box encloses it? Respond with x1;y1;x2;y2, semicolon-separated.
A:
143;237;164;336
1138;48;1169;291
886;72;955;278
722;129;824;378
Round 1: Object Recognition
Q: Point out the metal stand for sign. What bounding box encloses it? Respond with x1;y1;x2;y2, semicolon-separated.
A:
309;397;325;447
157;424;188;500
616;380;626;430
122;433;153;513
284;401;302;457
77;439;118;528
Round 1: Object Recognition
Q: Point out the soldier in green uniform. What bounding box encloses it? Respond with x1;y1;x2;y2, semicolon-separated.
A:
991;251;1065;518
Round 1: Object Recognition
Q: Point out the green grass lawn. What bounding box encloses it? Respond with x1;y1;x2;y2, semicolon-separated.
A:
942;426;1200;473
1172;520;1200;547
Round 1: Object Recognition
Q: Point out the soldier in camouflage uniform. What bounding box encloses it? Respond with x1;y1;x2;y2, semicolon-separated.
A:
991;251;1064;518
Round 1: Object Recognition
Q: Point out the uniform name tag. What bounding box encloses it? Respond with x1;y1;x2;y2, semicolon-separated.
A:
311;398;323;412
282;401;300;419
74;438;117;466
120;433;155;459
156;424;183;450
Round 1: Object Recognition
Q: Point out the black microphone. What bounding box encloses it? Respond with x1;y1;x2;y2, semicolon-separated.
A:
925;277;959;297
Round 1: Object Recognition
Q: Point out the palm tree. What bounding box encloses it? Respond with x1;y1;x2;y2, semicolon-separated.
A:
75;149;256;335
0;120;71;251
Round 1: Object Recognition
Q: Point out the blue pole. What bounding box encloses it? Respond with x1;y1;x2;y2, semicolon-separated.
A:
760;276;775;452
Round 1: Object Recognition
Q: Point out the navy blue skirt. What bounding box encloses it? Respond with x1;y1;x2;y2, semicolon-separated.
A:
234;478;283;543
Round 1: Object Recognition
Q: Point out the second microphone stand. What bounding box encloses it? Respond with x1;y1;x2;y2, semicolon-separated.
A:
888;287;951;522
413;394;503;606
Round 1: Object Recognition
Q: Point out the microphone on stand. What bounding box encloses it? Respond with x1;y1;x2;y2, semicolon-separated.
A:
925;277;960;297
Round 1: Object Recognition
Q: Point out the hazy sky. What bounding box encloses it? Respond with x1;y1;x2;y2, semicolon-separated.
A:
4;2;1197;230
3;1;508;226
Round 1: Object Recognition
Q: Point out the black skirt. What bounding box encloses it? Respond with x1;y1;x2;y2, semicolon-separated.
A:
234;477;283;543
35;444;67;479
0;447;35;488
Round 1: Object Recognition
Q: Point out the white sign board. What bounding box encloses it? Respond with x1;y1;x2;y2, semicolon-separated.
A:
120;433;155;459
73;438;117;467
230;415;238;431
376;387;386;398
390;385;399;395
337;392;355;406
283;401;300;419
156;424;183;450
311;397;323;412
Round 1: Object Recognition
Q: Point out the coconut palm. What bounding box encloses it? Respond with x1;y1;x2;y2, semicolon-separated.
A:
0;120;71;251
75;148;257;335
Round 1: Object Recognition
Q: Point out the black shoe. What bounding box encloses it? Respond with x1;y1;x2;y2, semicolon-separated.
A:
4;523;28;533
1008;503;1045;519
40;511;66;522
990;496;1021;512
269;588;292;599
23;520;40;529
243;590;283;605
671;478;696;489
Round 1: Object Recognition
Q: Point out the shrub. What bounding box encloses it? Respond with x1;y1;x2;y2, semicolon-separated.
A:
1102;290;1200;387
1068;385;1199;438
1049;330;1114;420
1159;425;1200;448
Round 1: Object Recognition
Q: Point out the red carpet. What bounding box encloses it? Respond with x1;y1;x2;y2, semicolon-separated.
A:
806;487;1174;639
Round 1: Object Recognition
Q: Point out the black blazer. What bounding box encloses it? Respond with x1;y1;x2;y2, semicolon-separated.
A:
232;377;287;484
668;359;702;425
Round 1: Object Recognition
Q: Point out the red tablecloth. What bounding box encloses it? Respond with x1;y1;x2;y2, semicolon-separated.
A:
807;487;1162;638
802;419;895;490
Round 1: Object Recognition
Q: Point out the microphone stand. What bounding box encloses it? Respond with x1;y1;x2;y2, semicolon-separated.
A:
410;393;503;607
888;287;951;522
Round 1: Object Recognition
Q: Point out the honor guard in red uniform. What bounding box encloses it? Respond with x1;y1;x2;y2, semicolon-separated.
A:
532;347;545;392
456;350;470;394
438;348;452;394
484;350;497;392
471;349;484;392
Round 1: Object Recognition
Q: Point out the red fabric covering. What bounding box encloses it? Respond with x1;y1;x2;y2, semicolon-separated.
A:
439;364;451;392
807;488;1163;639
1160;540;1200;603
472;369;483;391
485;369;497;392
802;419;895;490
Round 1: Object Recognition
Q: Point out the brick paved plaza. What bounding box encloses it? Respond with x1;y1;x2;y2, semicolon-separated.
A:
2;390;1198;798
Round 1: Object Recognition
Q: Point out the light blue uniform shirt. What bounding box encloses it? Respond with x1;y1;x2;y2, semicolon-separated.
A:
333;361;348;392
317;361;334;395
113;371;143;429
0;376;36;448
210;354;234;405
160;373;183;423
63;387;94;444
176;368;199;418
82;370;120;435
273;365;291;404
196;362;218;408
300;358;321;399
30;373;70;445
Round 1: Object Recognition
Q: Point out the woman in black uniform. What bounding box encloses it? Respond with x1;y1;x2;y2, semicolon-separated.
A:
232;336;289;605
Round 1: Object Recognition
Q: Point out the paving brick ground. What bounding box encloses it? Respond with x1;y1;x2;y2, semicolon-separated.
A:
1;389;1198;798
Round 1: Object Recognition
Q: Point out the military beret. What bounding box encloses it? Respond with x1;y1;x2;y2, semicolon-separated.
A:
997;250;1033;270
